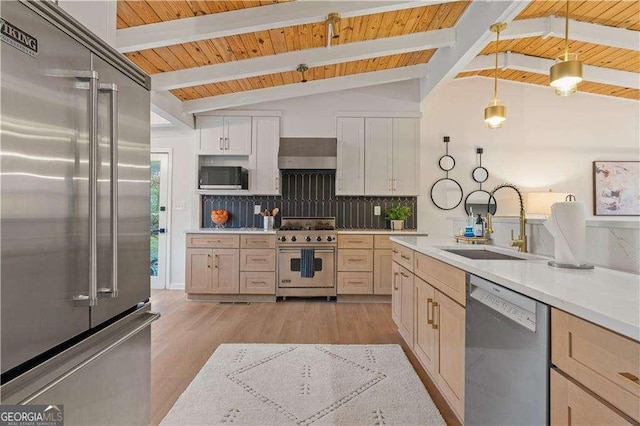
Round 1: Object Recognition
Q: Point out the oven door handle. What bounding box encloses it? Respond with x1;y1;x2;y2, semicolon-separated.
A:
278;248;335;254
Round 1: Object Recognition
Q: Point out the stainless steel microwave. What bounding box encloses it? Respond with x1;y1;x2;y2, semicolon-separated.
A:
199;166;249;190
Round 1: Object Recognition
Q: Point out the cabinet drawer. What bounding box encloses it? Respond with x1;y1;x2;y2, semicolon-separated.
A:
338;235;374;249
240;249;276;271
414;252;465;306
240;272;276;295
187;234;239;248
240;234;275;249
338;249;373;272
338;272;373;295
551;369;633;426
374;235;393;249
392;243;414;272
552;308;640;422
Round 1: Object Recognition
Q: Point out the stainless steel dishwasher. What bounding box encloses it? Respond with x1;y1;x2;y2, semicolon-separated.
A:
465;274;550;426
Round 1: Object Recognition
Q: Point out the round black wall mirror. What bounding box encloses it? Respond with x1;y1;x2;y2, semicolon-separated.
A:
430;178;464;210
464;190;497;216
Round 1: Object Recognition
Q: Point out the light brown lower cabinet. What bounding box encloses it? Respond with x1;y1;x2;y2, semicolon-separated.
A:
391;262;401;325
392;252;466;423
185;248;213;294
185;248;239;294
398;264;414;346
373;249;393;295
338;272;374;294
551;369;633;426
414;277;437;373
240;272;275;295
552;308;640;423
434;289;465;420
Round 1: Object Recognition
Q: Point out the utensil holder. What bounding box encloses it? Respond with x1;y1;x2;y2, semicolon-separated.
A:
263;216;274;231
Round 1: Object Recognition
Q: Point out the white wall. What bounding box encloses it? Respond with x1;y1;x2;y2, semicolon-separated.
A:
419;77;640;238
227;79;421;136
58;0;117;46
151;129;200;288
154;79;421;288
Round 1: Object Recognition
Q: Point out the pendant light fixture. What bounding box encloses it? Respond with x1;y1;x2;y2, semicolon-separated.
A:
484;22;507;129
296;64;308;83
549;0;583;96
326;12;341;47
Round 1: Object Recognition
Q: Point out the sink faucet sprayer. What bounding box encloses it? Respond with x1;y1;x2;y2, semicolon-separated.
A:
486;183;527;253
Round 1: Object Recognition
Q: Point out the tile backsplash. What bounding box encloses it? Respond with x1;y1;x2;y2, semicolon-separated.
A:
202;170;417;229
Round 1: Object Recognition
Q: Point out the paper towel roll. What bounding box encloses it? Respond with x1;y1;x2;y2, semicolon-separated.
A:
543;202;587;266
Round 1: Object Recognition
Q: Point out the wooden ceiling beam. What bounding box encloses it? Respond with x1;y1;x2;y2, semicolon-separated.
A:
504;16;640;51
151;28;455;92
465;52;640;89
116;0;456;53
419;0;532;100
181;63;429;113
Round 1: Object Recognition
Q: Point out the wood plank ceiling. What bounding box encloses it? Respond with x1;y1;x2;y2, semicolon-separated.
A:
118;0;640;104
117;1;470;100
457;0;640;100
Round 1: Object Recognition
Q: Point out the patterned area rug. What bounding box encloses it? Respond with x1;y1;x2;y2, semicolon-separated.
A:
161;344;445;425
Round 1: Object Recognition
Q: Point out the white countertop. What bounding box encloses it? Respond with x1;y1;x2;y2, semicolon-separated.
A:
186;228;277;234
390;236;640;341
337;229;428;235
186;228;428;235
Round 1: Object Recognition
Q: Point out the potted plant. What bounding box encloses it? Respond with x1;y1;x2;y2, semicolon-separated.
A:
385;205;412;231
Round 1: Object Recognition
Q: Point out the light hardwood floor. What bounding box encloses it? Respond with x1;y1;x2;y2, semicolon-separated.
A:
150;290;459;426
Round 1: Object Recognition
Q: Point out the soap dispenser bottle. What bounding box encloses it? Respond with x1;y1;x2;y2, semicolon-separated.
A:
464;208;476;237
474;214;484;237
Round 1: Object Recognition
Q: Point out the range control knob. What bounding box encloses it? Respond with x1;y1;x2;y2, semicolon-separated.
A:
305;236;312;242
291;236;297;242
316;236;322;242
326;236;334;242
279;236;287;242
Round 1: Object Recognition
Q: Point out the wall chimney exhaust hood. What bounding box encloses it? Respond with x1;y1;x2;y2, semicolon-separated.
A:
278;138;337;170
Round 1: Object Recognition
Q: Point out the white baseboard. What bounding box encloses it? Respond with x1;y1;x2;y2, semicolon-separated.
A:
168;282;185;290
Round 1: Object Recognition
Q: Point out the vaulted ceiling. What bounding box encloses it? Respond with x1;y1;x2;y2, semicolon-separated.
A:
115;0;640;126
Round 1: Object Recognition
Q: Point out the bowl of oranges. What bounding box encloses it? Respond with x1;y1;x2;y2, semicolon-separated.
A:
211;210;229;228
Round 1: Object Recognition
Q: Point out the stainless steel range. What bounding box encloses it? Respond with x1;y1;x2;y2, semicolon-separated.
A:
276;217;337;299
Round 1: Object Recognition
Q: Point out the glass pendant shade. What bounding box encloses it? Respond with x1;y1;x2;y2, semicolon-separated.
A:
550;53;583;96
484;101;506;129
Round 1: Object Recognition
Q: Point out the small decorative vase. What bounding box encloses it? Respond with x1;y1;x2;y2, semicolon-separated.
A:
391;220;404;231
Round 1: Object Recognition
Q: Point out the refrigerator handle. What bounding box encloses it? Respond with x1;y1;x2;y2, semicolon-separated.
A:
98;83;119;299
73;71;99;307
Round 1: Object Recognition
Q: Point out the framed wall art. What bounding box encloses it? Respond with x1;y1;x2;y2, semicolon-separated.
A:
593;161;640;216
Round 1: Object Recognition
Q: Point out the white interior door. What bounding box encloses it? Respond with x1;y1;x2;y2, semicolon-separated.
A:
150;153;170;289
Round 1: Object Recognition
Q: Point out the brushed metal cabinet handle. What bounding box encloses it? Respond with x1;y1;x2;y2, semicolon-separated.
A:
225;137;229;150
400;272;409;278
401;254;410;260
427;298;433;324
219;137;223;150
214;254;219;268
619;372;640;386
432;301;439;330
393;272;399;290
207;254;212;269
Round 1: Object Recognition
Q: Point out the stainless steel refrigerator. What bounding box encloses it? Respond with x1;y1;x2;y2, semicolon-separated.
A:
1;2;158;424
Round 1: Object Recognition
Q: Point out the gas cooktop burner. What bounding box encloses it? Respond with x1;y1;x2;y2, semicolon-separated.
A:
279;225;336;231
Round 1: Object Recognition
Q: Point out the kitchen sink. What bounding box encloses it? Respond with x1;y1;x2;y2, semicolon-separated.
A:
443;249;526;261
